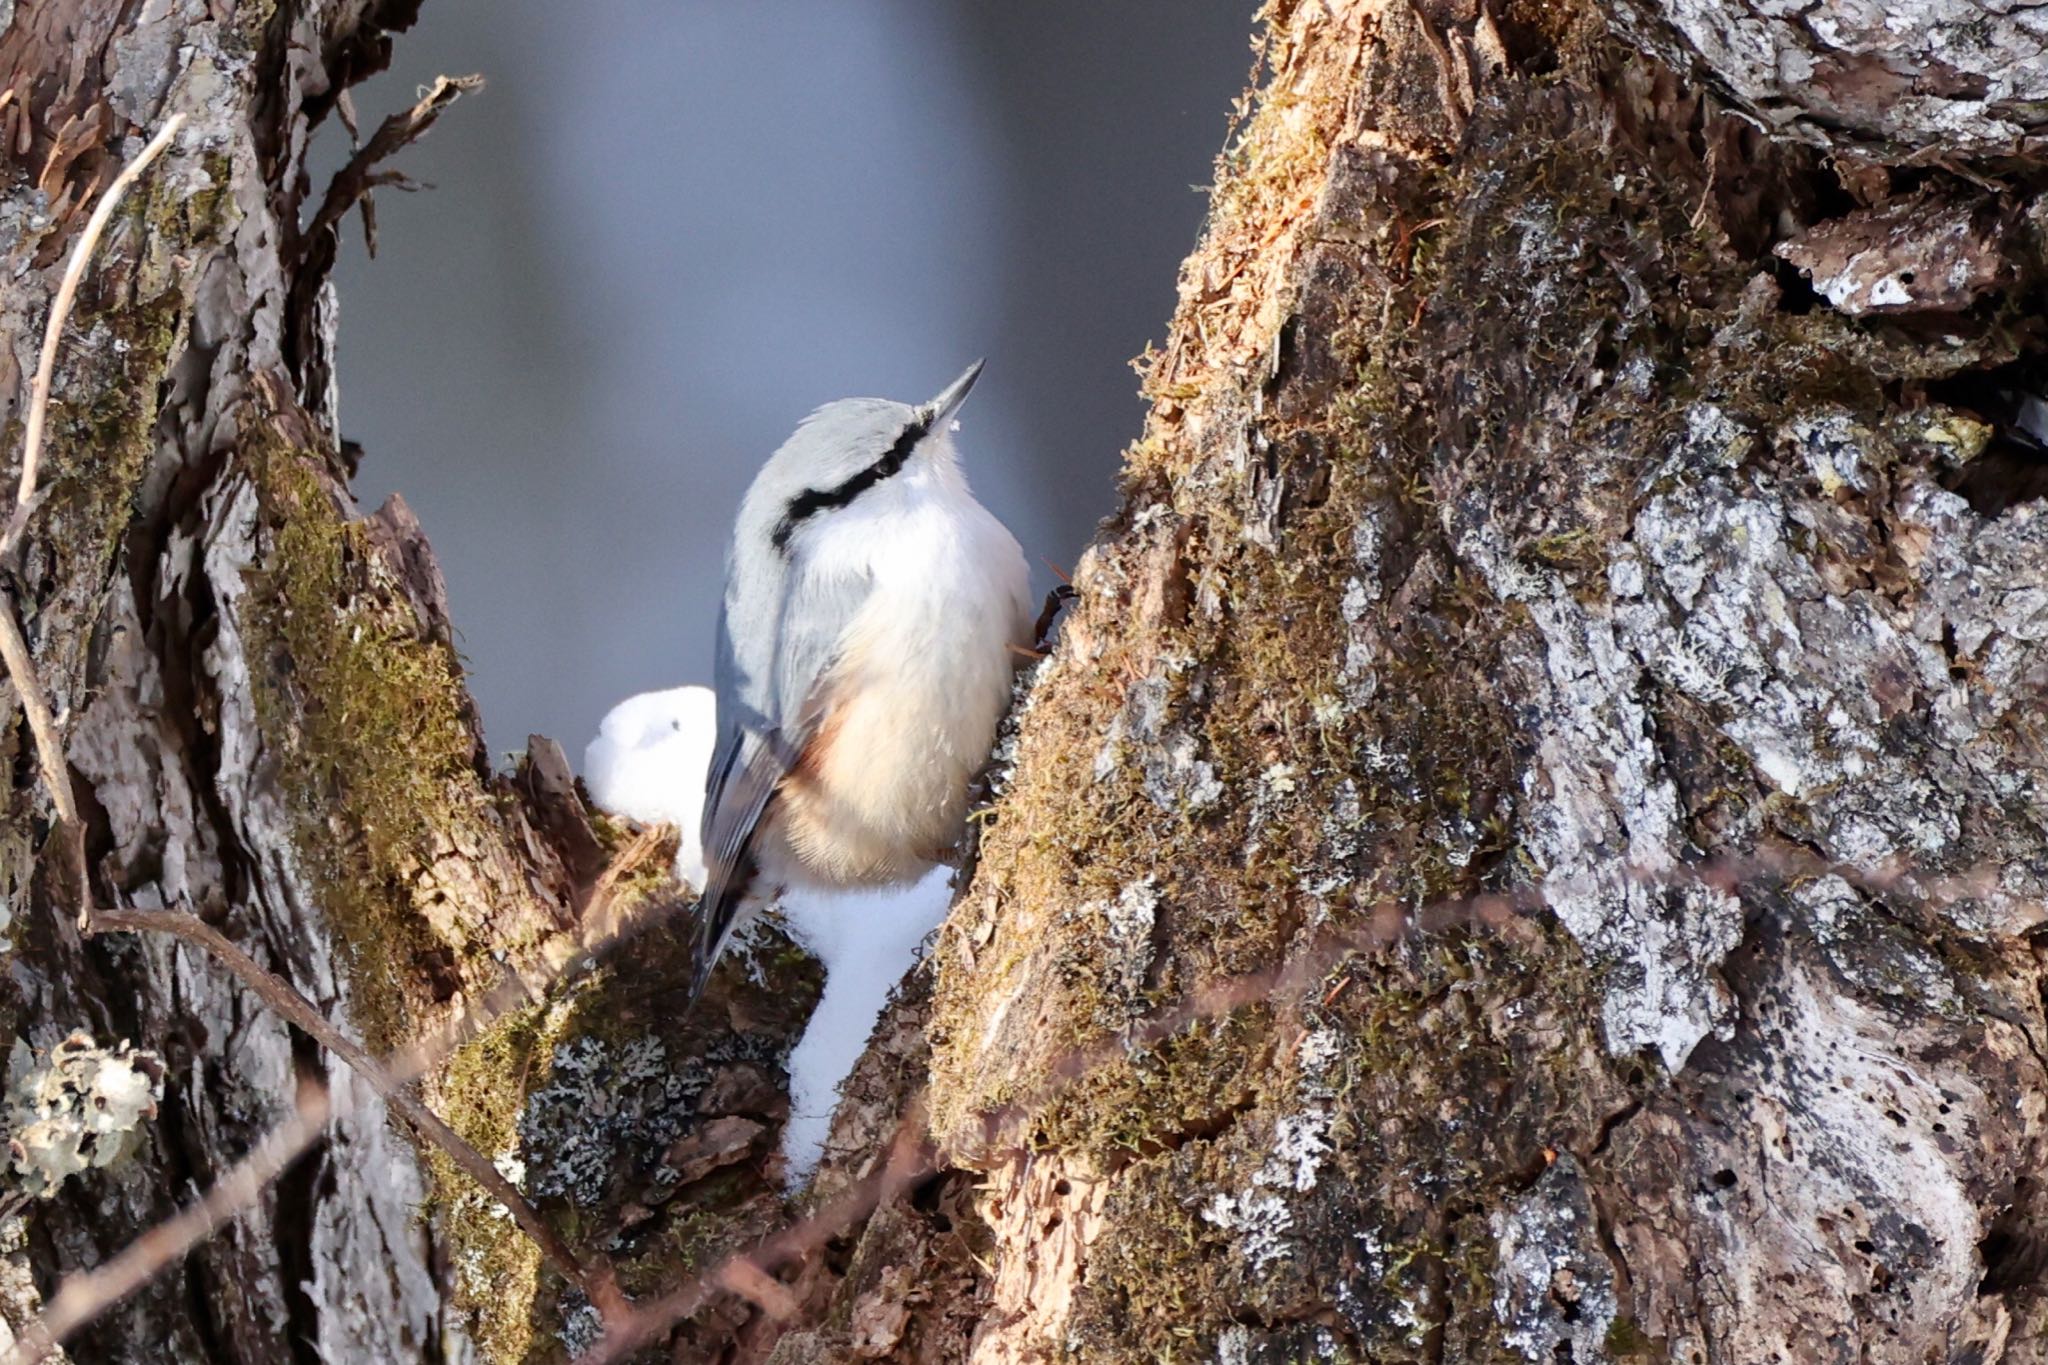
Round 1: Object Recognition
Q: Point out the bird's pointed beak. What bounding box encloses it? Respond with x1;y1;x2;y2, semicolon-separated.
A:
927;359;986;429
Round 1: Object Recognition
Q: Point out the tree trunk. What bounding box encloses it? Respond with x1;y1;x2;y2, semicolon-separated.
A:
781;0;2048;1361
8;0;2048;1363
0;3;817;1361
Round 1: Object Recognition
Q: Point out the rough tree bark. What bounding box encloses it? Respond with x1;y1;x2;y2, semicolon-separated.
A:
775;0;2048;1361
7;0;2048;1364
0;3;816;1361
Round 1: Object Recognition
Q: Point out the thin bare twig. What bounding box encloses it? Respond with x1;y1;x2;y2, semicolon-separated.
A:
12;816;677;1352
0;605;75;831
2;918;588;1363
87;908;617;1314
3;113;185;561
0;117;186;931
303;75;480;258
0;104;627;1333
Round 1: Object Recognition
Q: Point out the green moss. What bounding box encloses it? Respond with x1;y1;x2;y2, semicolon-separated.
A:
144;150;237;254
242;441;489;1053
39;291;184;598
1606;1314;1659;1357
434;1004;547;1364
1033;1014;1267;1160
917;1;2027;1355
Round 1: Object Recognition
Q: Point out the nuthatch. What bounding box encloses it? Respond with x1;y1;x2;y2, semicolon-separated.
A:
691;361;1032;994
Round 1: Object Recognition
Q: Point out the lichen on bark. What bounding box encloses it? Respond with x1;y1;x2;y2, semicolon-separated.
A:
895;0;2048;1360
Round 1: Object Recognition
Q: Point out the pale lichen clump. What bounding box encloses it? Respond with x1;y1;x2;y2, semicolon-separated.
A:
427;883;822;1361
4;1032;165;1200
518;1034;700;1204
1490;1156;1617;1362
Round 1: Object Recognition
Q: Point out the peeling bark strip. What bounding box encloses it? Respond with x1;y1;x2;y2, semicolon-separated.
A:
1609;0;2048;156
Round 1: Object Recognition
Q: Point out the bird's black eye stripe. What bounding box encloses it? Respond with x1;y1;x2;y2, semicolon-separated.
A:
771;412;930;552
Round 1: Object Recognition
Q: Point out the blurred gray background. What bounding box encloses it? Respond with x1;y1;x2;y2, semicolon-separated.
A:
326;2;1251;754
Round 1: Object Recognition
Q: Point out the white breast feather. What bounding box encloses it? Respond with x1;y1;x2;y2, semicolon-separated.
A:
770;436;1030;886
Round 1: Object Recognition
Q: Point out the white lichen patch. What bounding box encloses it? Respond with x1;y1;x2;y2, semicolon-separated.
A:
518;1035;698;1204
1453;402;2048;1070
1095;662;1223;813
1201;1104;1336;1273
986;657;1050;799
1333;508;1393;708
1463;517;1742;1070
1491;1156;1617;1362
1787;411;1872;493
1269;1110;1334;1192
1296;1027;1344;1100
1105;878;1158;970
1200;1188;1295;1271
5;1032;165;1199
1074;877;1164;1021
554;1290;604;1357
1245;763;1304;853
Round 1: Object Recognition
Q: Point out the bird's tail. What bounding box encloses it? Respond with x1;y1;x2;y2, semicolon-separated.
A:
687;855;757;1003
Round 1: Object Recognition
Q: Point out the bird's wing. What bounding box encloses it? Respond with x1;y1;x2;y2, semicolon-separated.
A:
689;563;872;998
687;716;786;996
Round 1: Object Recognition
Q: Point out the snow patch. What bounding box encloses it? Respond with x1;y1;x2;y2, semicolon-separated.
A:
778;869;953;1186
582;685;716;888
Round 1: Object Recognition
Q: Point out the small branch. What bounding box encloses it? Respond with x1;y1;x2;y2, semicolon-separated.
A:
3;113;185;561
0;577;91;930
5;931;584;1361
88;908;621;1316
303;75;480;258
0;605;76;829
579;1100;935;1364
13;819;686;1350
0;113;186;931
